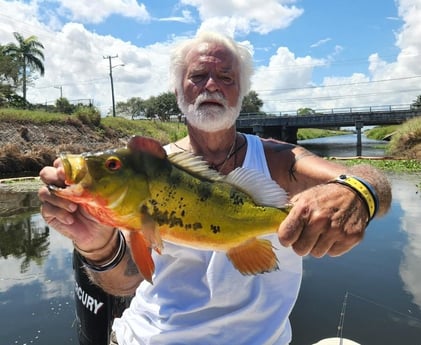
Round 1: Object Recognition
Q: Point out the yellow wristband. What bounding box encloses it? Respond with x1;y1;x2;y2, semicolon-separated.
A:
331;174;379;220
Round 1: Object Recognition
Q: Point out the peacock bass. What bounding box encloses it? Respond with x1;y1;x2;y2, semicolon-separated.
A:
49;136;291;283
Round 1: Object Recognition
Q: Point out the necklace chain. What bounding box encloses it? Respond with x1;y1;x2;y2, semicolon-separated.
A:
212;133;238;171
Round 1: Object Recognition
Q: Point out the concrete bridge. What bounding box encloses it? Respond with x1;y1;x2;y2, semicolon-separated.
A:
236;105;421;155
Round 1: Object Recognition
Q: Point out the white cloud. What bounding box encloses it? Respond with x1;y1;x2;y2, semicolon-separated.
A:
252;47;327;112
40;23;171;112
182;0;303;34
158;10;195;24
57;0;151;24
310;38;332;49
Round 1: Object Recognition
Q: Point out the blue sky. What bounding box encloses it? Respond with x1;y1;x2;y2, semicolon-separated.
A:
0;0;420;115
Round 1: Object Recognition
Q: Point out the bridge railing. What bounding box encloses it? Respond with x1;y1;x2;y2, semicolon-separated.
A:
239;103;415;119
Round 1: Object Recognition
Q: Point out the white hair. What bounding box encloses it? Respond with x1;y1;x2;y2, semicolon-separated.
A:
170;31;254;103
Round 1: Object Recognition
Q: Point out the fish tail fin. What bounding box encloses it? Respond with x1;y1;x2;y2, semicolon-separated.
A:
226;238;279;276
129;231;155;284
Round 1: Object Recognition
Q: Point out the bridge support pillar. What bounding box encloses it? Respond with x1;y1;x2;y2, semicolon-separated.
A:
252;125;265;137
281;127;298;144
250;125;297;143
355;121;363;156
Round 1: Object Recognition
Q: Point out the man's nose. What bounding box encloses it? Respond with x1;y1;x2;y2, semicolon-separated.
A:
204;76;219;93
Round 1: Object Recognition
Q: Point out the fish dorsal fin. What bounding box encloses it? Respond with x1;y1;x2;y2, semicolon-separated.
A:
128;136;167;159
224;167;288;208
168;151;223;181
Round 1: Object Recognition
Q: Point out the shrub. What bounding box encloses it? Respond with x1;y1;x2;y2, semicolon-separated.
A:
74;106;101;127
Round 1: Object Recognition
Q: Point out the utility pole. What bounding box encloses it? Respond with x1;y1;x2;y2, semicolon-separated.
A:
104;55;118;117
54;85;63;99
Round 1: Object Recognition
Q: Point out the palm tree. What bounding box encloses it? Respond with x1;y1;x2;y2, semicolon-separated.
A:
4;32;45;103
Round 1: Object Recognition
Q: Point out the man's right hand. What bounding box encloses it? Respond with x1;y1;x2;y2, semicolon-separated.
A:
38;159;116;258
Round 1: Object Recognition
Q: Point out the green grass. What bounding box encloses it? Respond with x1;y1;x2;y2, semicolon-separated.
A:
365;125;399;140
298;128;350;140
102;116;187;143
331;158;421;173
0;108;72;124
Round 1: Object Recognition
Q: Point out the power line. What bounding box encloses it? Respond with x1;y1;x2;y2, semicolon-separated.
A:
262;88;421;104
255;75;421;94
34;77;109;90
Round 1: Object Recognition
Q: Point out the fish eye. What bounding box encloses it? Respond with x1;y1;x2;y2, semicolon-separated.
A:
105;156;122;171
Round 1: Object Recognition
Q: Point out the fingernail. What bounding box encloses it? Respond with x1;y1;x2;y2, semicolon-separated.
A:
64;216;74;225
68;203;78;212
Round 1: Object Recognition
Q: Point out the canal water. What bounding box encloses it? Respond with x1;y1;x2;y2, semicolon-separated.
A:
298;133;388;158
0;135;420;345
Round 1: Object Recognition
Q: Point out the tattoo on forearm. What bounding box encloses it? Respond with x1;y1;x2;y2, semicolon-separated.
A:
288;150;315;182
124;251;139;277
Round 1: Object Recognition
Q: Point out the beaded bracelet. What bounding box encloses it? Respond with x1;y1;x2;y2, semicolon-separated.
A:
329;174;379;221
76;230;127;272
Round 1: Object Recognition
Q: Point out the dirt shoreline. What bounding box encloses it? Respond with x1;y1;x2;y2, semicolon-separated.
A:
0;120;131;178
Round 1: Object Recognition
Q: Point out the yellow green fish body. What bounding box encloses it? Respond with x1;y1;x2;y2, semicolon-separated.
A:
50;136;290;283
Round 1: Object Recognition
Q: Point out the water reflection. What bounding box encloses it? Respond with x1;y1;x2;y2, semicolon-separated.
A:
392;173;421;310
299;133;387;157
0;190;76;344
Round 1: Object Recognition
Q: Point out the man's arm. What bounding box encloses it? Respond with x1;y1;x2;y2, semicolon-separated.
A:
264;141;392;257
83;230;144;296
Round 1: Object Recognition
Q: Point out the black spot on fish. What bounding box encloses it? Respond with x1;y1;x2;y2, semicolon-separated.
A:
149;205;184;228
196;183;212;202
193;222;202;231
230;190;244;206
210;224;220;234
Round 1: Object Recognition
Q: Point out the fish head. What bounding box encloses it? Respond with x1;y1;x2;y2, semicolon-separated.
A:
48;136;171;228
49;147;152;222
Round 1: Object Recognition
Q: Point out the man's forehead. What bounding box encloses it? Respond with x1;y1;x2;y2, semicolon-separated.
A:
186;42;236;68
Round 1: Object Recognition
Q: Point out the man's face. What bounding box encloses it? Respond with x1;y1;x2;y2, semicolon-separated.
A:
177;42;241;132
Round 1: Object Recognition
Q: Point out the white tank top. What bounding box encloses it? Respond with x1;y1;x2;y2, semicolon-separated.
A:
113;134;302;345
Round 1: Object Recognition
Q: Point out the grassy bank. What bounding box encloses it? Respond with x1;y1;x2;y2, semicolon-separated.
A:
297;128;350;140
330;157;421;173
365;116;421;159
0;108;188;144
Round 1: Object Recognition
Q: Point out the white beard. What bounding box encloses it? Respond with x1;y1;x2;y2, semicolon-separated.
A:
178;91;240;132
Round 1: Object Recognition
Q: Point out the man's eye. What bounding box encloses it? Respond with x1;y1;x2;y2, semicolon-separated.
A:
190;75;205;83
221;76;233;84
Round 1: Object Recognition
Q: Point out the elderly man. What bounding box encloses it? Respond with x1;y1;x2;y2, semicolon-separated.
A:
39;31;391;345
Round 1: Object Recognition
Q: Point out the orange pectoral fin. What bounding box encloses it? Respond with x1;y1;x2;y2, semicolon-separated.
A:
140;206;163;255
129;231;155;284
226;238;279;276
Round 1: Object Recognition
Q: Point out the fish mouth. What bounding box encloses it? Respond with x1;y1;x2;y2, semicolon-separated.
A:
60;153;89;185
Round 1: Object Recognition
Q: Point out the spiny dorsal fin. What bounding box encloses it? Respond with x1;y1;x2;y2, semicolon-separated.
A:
223;167;288;208
168;152;288;207
168;151;223;181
